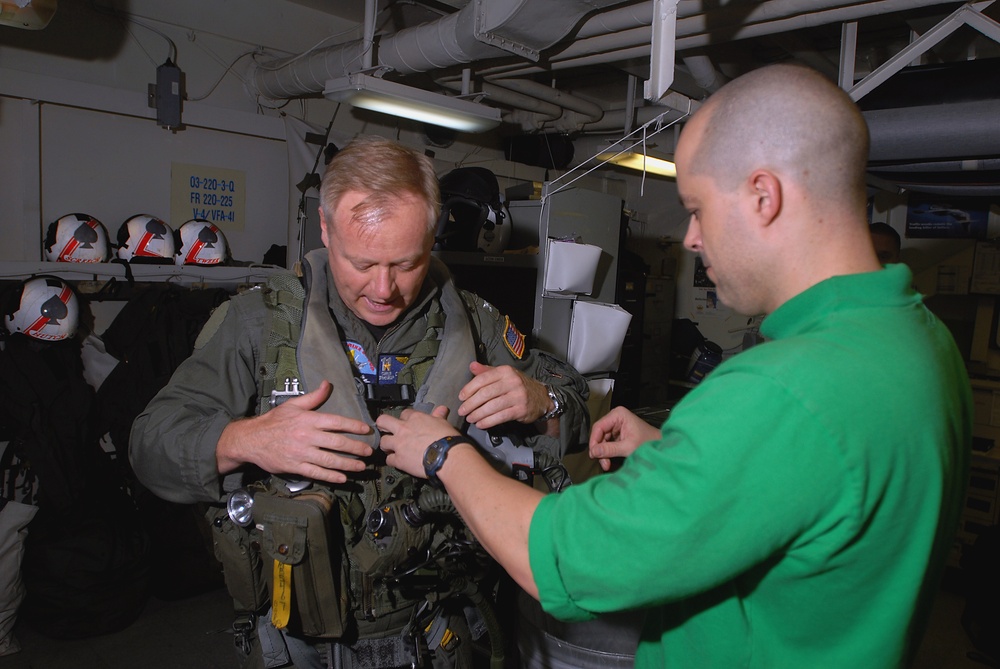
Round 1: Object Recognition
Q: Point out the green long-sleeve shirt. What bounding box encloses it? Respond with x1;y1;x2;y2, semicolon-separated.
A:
530;264;971;668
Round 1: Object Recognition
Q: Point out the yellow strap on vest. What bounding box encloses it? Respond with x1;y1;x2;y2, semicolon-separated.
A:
271;560;293;629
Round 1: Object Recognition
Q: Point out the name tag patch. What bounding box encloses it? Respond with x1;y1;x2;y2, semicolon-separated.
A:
378;354;409;384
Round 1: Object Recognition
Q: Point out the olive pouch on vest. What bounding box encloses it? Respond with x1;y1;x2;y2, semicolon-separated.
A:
206;504;269;615
254;489;348;639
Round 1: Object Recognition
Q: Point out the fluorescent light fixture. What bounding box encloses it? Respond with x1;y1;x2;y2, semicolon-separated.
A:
597;151;677;178
324;73;501;133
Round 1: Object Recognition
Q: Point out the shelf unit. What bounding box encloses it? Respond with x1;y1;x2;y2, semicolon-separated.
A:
0;260;284;293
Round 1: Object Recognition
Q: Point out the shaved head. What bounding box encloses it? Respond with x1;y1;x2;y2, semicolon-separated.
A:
689;64;870;211
676;64;881;316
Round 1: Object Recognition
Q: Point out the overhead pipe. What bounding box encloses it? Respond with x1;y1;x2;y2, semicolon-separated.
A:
253;0;951;102
864;99;1000;162
249;0;994;167
481;0;959;79
504;108;596;133
868;158;1000;197
457;77;689;132
480;0;992;140
572;103;691;133
250;0;959;115
362;0;377;70
470;1;977;138
250;0;629;100
488;78;604;121
870;158;1000;172
625;74;638;134
682;55;726;93
437;79;563;120
884;183;1000;196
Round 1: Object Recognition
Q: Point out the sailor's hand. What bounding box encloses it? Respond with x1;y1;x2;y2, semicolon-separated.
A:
589;406;660;471
378;406;455;478
216;380;373;484
458;361;551;429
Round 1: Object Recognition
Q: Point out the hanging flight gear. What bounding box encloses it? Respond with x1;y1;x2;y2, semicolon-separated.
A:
435;167;511;254
0;308;151;640
97;282;230;601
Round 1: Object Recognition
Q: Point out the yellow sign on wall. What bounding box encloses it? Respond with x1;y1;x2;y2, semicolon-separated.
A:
170;162;246;232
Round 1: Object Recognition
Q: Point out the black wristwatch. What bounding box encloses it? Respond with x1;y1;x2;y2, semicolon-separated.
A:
423;435;474;488
539;384;565;421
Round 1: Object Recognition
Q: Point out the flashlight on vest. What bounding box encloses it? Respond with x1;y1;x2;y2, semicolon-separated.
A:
227;489;255;527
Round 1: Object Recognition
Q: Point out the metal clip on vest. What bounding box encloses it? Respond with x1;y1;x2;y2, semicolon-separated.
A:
269;377;304;407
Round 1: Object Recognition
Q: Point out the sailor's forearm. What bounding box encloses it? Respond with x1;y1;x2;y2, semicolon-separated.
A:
437;443;543;599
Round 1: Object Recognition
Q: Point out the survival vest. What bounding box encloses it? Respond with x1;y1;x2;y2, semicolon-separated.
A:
211;254;523;668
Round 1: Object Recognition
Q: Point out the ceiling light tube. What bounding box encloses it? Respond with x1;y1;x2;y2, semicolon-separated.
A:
597;151;677;177
324;73;501;133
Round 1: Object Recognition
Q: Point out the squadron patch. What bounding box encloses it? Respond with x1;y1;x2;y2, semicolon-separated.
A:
345;340;377;383
378;354;409;384
502;316;525;359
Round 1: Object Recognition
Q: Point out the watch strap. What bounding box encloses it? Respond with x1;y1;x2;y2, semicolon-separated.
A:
423;435;474;488
540;384;565;421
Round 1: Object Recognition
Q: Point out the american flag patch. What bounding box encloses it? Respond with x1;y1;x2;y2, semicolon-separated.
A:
503;316;525;359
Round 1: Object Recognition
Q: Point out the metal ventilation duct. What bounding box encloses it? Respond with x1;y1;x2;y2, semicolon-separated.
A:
249;0;629;100
248;0;1000;196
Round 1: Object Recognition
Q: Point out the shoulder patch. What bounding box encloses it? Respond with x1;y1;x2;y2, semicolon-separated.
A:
193;301;230;349
502;315;525;359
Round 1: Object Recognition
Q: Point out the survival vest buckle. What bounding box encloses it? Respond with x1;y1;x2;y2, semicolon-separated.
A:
363;382;415;406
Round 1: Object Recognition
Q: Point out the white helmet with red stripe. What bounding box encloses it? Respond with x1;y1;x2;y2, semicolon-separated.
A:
43;213;111;263
4;276;79;341
174;218;229;266
116;214;176;263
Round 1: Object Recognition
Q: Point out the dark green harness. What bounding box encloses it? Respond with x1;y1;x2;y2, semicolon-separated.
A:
221;271;503;668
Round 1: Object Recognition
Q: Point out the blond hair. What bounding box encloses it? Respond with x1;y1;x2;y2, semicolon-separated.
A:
318;135;440;236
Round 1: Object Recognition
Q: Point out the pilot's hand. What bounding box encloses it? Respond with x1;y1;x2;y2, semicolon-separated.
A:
216;380;373;484
458;361;552;429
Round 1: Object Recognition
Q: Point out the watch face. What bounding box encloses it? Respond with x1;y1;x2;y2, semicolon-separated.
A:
424;439;450;479
423;443;440;469
423;436;470;486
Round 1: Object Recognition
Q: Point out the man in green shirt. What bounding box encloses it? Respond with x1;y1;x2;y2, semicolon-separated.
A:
378;64;972;668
